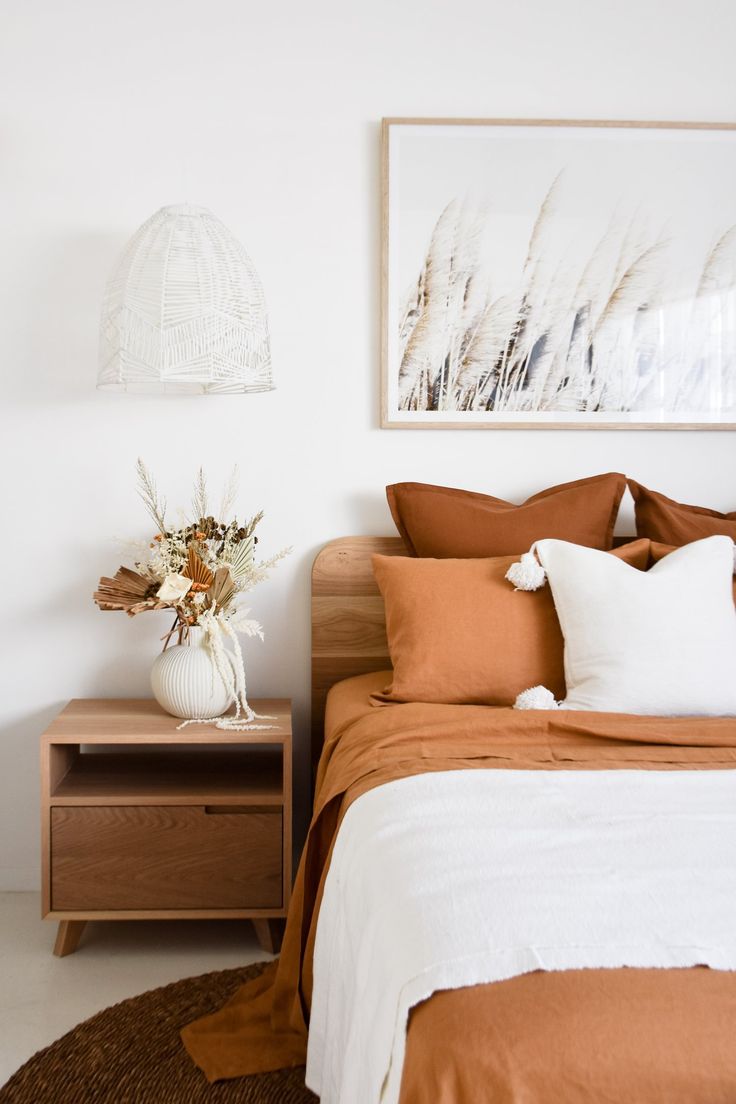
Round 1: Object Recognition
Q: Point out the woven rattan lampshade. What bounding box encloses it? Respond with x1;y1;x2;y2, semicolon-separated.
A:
98;204;273;394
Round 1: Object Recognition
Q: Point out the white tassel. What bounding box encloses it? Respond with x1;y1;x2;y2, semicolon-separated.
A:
514;685;560;710
176;607;275;732
505;547;546;591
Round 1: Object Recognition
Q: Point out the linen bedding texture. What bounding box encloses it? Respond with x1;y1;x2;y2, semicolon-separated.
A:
630;478;736;546
307;767;736;1104
399;968;736;1104
386;472;626;557
181;672;736;1101
652;538;736;592
510;535;736;716
371;540;650;706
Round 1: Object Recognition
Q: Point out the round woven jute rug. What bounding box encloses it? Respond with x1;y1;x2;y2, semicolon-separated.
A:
0;961;317;1103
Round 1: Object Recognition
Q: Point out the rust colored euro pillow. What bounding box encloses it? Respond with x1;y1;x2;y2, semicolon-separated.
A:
386;474;626;558
630;480;736;547
372;539;651;707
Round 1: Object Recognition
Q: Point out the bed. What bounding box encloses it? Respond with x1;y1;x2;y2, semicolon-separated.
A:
183;534;736;1103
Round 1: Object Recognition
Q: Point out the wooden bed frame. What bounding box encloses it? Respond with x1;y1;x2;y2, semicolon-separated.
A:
310;534;636;774
311;537;403;772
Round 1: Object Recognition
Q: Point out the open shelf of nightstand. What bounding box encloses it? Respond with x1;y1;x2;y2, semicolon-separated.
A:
51;750;284;806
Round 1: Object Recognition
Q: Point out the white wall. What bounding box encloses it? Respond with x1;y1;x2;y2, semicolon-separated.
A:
2;0;735;889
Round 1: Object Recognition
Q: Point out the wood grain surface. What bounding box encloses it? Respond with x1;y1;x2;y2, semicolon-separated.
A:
43;698;292;743
51;751;284;806
51;805;283;911
311;537;405;771
53;920;86;957
41;699;293;948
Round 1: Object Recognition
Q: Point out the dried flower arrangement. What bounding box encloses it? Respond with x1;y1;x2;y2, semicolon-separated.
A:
94;460;290;728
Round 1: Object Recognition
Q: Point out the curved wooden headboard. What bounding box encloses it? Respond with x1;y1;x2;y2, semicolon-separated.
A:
311;536;404;772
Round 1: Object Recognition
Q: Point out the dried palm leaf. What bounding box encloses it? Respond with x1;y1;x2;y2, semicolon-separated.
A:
94;566;160;614
182;545;214;592
205;567;236;611
223;534;255;581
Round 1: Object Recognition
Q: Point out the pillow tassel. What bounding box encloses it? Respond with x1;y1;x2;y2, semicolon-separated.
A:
514;685;560;710
505;546;546;591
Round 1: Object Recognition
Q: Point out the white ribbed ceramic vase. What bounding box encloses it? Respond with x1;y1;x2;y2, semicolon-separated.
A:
151;626;232;719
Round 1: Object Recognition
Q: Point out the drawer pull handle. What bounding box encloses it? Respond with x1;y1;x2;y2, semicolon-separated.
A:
204;805;279;815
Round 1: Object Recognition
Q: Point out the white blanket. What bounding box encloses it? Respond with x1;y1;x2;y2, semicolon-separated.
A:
306;768;736;1104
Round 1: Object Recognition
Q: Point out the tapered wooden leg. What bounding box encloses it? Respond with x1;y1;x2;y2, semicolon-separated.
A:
53;920;87;957
252;918;284;954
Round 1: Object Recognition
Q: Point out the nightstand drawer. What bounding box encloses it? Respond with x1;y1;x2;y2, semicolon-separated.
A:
51;805;282;911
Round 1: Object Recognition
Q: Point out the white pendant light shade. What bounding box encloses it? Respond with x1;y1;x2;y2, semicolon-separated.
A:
98;204;273;394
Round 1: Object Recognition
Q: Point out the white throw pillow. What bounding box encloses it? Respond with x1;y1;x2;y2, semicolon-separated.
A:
535;535;736;716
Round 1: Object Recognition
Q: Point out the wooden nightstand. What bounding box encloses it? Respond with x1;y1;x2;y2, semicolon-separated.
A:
41;699;292;957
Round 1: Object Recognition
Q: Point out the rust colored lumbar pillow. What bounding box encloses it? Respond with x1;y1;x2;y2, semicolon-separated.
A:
630;480;736;547
371;540;650;707
386;474;626;558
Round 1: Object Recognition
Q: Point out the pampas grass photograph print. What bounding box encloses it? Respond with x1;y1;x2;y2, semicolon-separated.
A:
382;120;736;428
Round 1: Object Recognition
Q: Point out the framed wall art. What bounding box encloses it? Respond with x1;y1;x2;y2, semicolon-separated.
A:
381;118;736;429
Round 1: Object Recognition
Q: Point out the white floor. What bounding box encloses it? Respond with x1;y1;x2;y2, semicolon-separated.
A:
0;891;270;1088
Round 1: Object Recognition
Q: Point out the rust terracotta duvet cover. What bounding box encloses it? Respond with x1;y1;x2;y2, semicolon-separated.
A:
182;671;736;1102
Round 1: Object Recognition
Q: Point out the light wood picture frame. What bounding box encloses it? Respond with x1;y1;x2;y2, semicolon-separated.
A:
381;118;736;430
